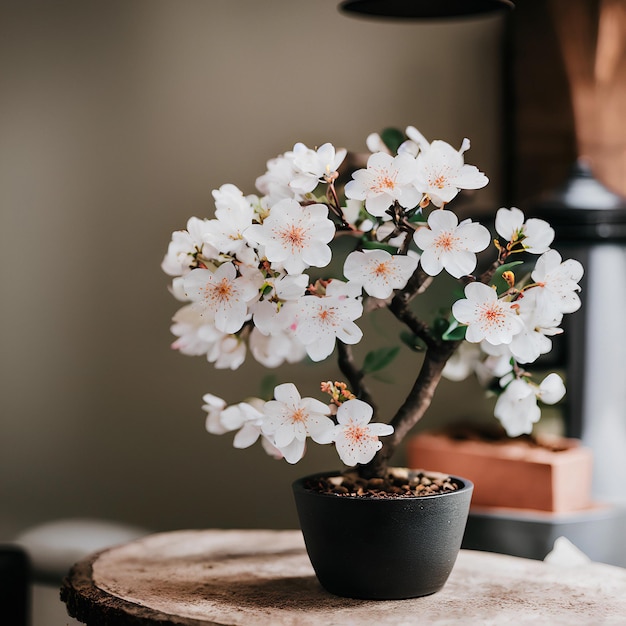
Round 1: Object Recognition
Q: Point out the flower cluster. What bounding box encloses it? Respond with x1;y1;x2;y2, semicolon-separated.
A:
163;127;582;470
203;383;393;466
445;208;583;436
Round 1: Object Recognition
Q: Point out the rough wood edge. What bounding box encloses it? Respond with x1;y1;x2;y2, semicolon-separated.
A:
60;550;226;626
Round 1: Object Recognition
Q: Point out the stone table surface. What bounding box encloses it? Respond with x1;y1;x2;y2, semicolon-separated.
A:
61;529;626;625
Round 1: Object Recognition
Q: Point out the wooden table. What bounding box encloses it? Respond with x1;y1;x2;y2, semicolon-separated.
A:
61;529;626;625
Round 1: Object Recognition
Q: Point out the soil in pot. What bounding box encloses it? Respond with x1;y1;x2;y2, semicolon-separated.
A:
305;467;460;498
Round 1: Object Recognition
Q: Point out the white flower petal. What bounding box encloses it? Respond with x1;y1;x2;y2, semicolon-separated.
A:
336;399;373;425
275;422;296;448
233;423;262;449
273;382;301;406
538;373;566;405
280;438;306;464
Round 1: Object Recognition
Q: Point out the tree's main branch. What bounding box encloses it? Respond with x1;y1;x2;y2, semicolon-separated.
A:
355;244;513;478
327;195;514;479
359;339;459;479
353;263;463;478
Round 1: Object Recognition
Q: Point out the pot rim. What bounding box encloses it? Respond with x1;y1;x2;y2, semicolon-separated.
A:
293;469;474;501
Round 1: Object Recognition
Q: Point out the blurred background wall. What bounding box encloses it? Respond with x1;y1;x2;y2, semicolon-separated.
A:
0;0;505;535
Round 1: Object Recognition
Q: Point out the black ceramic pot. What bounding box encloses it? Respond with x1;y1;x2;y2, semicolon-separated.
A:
292;470;474;600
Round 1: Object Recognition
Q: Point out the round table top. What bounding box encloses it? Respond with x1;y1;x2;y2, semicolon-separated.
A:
61;529;626;625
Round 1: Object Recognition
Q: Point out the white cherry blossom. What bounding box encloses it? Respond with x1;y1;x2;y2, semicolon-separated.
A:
531;250;584;316
479;341;518;378
204;184;257;264
161;217;217;277
449;339;516;389
249;327;306;368
204;396;281;455
374;221;405;247
343;249;418;299
342;198;364;228
249;274;307;366
251;272;309;335
261;383;334;464
220;400;266;449
344;151;422;217
255;150;299;202
452;282;524;345
494;378;541;437
404;126;430;153
274;272;309;300
508;288;562;364
366;132;391;154
169;304;218;357
475;350;515;388
252;298;294;337
183;262;259;334
170;305;247;369
212;183;252;214
169;276;189;302
203;393;228;435
290;142;347;194
414;209;490;278
332;399;394;466
206;334;247;370
293;280;363;362
413;136;488;207
494;373;565;437
442;341;483;382
536;372;566;405
495;207;554;254
245;198;335;274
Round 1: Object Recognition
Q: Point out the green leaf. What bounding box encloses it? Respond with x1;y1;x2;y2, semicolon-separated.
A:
432;316;451;340
380;128;406;154
360;239;397;254
400;331;427;352
408;212;426;224
491;260;524;295
259;374;278;400
441;317;467;341
362;346;401;374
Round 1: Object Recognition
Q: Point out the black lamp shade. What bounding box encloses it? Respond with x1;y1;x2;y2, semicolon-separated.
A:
339;0;514;19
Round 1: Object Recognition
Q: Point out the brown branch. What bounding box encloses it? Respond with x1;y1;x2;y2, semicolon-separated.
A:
358;242;517;478
336;341;377;413
395;265;434;302
477;241;516;286
359;340;460;479
387;266;436;347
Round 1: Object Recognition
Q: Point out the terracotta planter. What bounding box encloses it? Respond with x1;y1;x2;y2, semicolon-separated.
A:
407;431;593;513
292;470;474;600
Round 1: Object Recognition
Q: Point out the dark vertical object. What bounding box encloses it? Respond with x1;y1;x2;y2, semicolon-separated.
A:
0;545;31;626
500;11;516;206
509;0;578;204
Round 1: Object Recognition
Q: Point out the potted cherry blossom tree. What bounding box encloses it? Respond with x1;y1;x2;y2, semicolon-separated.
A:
162;126;583;599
